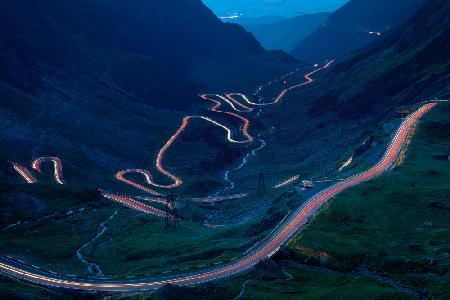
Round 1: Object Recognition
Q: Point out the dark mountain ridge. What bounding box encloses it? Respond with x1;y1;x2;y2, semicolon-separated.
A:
244;0;450;203
0;0;297;191
237;12;330;52
307;0;450;118
292;0;425;63
0;0;296;110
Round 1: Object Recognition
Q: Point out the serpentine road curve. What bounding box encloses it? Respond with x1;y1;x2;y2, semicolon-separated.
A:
114;61;334;196
0;102;436;291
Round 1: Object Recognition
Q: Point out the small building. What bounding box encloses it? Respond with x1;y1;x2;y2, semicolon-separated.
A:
301;180;314;188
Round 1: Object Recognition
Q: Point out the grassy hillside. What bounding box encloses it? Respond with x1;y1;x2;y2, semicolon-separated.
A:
153;102;450;299
0;1;448;299
306;0;450;119
286;102;450;299
1;100;447;300
231;0;450;197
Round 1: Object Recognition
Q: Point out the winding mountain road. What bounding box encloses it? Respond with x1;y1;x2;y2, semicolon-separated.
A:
32;156;65;185
10;156;64;185
0;102;436;291
11;62;334;211
114;61;334;197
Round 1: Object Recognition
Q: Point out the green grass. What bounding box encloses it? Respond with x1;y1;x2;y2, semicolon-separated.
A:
1;102;448;298
0;182;117;274
234;262;412;300
286;102;450;298
78;188;299;277
151;102;450;299
0;181;294;279
154;260;413;300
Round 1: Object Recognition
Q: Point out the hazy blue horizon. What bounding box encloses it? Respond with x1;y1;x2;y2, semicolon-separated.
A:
202;0;349;18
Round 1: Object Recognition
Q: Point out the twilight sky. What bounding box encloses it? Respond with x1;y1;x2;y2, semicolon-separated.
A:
202;0;349;18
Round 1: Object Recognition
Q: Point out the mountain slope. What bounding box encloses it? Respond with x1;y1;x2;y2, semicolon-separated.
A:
307;0;450;118
292;0;425;62
0;0;296;110
0;0;298;193
237;13;330;52
227;0;449;205
157;102;450;300
204;0;348;18
151;2;450;297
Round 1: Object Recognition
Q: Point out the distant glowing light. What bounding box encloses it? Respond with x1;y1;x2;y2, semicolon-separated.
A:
368;31;381;36
219;13;243;20
338;156;353;172
300;180;315;188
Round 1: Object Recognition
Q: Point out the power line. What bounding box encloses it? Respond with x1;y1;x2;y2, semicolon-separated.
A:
257;172;266;195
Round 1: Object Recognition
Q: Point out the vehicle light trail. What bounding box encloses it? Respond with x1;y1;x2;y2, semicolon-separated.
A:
273;175;300;189
368;31;382;36
101;192;166;218
196;96;253;143
133;196;170;206
202;94;254;113
10;157;65;184
10;162;38;184
115;169;165;196
116;62;333;196
32;156;65;184
0;102;436;291
273;59;334;104
227;60;334;106
115;114;253;193
338;155;353;172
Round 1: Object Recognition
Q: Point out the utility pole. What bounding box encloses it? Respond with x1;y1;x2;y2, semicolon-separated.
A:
257;172;266;195
165;193;179;229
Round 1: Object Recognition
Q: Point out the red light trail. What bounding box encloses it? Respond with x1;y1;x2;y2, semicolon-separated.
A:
10;162;37;184
32;156;65;185
226;60;334;106
273;175;300;189
0;102;437;291
101;192;167;218
10;156;64;185
115;61;334;197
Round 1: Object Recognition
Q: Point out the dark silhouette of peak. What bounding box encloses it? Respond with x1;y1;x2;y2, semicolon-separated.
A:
291;0;425;63
0;0;296;110
238;12;331;52
0;0;298;191
307;0;450;118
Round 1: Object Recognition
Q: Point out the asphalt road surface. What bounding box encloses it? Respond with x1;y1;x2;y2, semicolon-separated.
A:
0;102;436;291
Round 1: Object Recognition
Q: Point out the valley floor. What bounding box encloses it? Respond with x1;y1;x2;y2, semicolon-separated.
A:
0;103;448;299
0;96;450;299
156;104;450;299
157;102;449;299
